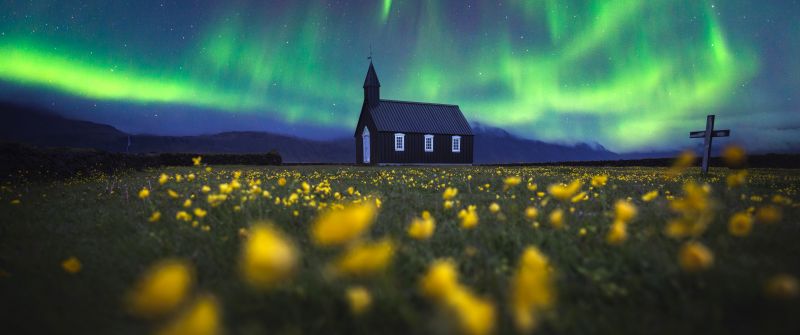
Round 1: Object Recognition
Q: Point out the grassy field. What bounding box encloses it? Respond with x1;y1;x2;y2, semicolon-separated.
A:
1;165;799;335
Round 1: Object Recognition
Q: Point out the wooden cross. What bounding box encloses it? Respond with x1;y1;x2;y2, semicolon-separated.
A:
689;115;730;173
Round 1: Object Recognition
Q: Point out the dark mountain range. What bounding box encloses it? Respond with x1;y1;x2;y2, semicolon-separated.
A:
1;103;624;163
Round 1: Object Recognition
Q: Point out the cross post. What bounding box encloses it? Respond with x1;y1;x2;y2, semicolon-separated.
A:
689;115;730;174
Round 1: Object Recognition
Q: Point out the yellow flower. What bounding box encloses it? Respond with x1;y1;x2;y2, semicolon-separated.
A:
201;185;211;193
764;274;799;300
240;223;297;289
10;199;21;205
614;200;637;223
570;191;587;203
277;177;287;186
193;208;207;219
156;294;220;335
61;256;82;274
159;173;169;185
524;206;538;220
590;175;608;187
138;188;150;199
187;173;196;182
310;202;376;247
332;239;395;277
667;150;696;178
755;205;782;224
665;182;714;239
728;212;752;237
578;228;587;236
641;190;659;202
489;202;500;213
408;214;436;240
510;247;555;333
548;208;565;229
458;205;479;229
726;170;748;188
126;259;193;318
443;200;454;210
606;220;627;245
547;180;582;201
175;174;183;183
722;145;746;168
503;176;521;190
176;211;192;222
527;183;538;191
192;156;202;166
148;211;162;223
167;189;179;199
346;286;372;315
183;199;192;208
420;259;461;300
443;187;459;200
678;241;713;273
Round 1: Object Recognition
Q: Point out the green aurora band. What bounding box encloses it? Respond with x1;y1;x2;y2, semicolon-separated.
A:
0;0;763;151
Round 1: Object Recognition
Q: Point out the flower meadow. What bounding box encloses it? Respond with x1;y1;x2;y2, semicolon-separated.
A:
1;158;799;334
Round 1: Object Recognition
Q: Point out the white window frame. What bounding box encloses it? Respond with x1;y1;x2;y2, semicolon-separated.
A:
452;136;461;153
394;133;405;151
424;134;434;152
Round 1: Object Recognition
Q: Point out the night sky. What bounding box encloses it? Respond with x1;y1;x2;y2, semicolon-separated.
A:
0;0;798;152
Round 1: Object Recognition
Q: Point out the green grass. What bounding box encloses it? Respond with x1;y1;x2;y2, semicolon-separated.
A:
1;166;799;335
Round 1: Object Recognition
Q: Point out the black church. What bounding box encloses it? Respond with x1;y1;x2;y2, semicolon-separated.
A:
354;61;474;165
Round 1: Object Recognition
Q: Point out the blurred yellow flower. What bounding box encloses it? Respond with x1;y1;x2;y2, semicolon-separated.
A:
156;294;220;335
192;156;202;166
278;177;287;186
219;183;233;194
458;205;479;229
187;173;196;182
578;228;587;236
524;206;538;220
764;274;798;300
167;189;179;199
10;199;21;205
176;211;192;222
510;246;555;333
590;175;608;187
240;223;297;289
193;208;207;219
755;205;782;224
126;259;193;318
722;145;746;168
201;185;211;193
678;242;713;273
606;220;627;245
408;213;436;240
332;239;395;277
667;150;696;178
443;187;459;200
148;211;161;223
138;188;150;199
443;200;454;210
311;202;376;247
570;191;587;203
547;180;582;201
159;173;169;185
641;190;659;202
726;170;748;188
183;199;192;208
489;202;500;213
61;256;82;274
420;259;460;300
548;208;565;229
728;212;752;237
503;176;521;190
614;200;637;223
346;286;372;315
665;182;714;239
419;259;495;335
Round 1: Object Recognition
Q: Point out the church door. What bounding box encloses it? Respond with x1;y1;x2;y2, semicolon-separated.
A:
362;127;370;164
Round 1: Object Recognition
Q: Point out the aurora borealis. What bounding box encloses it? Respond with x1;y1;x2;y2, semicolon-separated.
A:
0;1;798;152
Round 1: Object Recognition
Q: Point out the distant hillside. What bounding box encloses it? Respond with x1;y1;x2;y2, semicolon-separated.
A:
2;103;626;164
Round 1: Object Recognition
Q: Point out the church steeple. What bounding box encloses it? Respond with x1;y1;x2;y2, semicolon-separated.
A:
363;61;381;107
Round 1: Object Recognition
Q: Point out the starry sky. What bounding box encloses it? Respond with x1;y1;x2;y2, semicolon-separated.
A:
0;0;798;152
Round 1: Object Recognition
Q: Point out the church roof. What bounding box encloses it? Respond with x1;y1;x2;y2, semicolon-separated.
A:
368;99;473;135
363;62;381;88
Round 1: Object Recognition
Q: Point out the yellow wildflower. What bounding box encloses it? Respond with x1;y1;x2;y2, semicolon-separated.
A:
126;259;193;318
570;191;587;203
167;189;179;199
192;156;202;166
138;188;150;199
201;185;211;193
277;177;287;186
419;259;460;300
665;182;714;238
579;228;587;236
408;213;436;240
61;256;82;274
547;180;582;201
726;170;748;188
764;274;799;300
240;223;297;289
443;187;459;200
755;205;782;224
606;220;627;245
183;199;192;208
156;294;220;335
419;259;495;335
590;175;608;187
728;212;752;237
503;176;521;190
614;200;637;223
641;190;659;202
510;246;555;333
187;173;196;182
489;202;500;213
332;239;395;277
346;286;372;316
176;211;192;222
548;208;565;229
443;200;454;210
148;211;161;223
678;241;713;273
524;206;538;220
310;202;376;247
667;150;696;178
722;145;746;168
159;173;169;185
10;199;21;205
193;208;207;219
219;183;233;194
458;205;479;229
